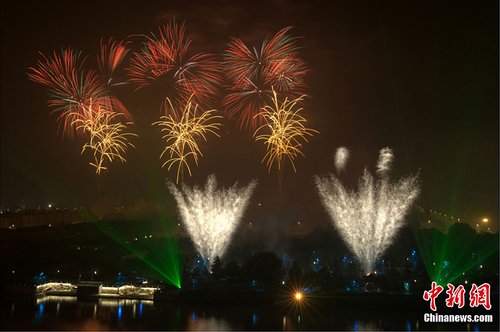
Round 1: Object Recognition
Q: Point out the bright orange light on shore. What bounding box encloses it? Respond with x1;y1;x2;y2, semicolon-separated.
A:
294;291;303;301
482;218;489;223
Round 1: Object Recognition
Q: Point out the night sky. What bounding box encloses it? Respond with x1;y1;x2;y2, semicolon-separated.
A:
1;0;498;230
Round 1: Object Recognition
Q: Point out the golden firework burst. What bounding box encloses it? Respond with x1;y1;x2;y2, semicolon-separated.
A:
254;90;318;173
72;102;136;175
153;97;222;183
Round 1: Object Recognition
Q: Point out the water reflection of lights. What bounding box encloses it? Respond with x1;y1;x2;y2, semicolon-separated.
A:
37;295;77;304
98;298;153;308
132;302;144;318
187;317;232;331
34;295;152;322
36;295;154;315
352;320;382;331
38;297;147;308
36;303;44;322
117;306;122;320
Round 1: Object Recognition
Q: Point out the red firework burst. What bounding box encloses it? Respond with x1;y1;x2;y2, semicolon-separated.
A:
29;48;132;137
127;21;223;111
97;37;130;86
223;27;309;131
174;53;222;107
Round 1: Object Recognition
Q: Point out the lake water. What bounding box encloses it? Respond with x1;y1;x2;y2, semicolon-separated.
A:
0;295;496;331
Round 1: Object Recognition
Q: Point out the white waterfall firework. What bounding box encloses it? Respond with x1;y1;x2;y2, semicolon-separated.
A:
315;148;419;274
168;175;257;265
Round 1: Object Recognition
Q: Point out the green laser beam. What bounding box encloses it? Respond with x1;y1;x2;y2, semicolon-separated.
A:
90;215;182;288
413;223;498;286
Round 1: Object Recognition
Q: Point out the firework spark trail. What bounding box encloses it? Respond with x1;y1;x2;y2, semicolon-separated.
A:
254;90;318;173
223;27;308;131
97;38;130;86
72;102;136;175
127;21;223;109
153;97;222;184
168;175;257;265
315;148;419;274
95;38;133;118
334;147;350;172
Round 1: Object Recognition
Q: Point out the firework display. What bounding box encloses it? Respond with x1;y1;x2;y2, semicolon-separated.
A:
97;37;130;87
223;27;308;131
254;90;318;173
334;146;350;172
315;148;420;274
28;49;105;136
12;3;498;331
29;22;317;184
168;175;257;265
127;21;223;110
71;102;136;175
153;96;222;183
28;46;131;137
